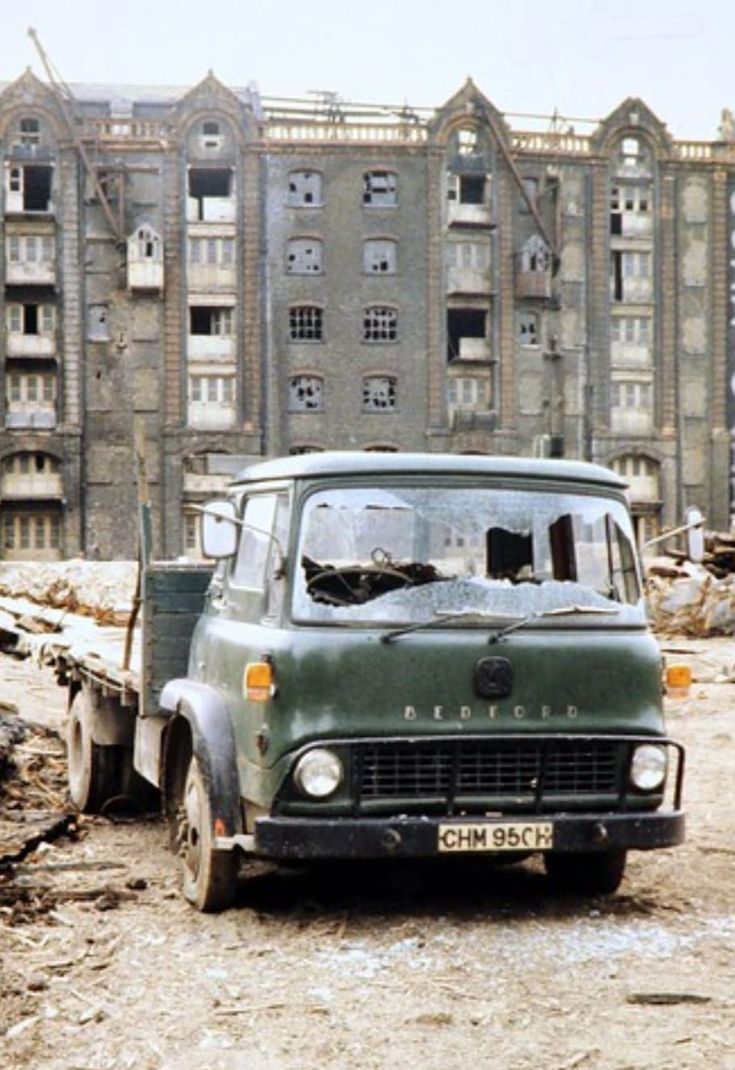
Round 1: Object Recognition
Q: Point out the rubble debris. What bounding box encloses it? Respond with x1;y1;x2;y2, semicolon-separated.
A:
1;710;70;866
0;560;137;626
646;530;735;637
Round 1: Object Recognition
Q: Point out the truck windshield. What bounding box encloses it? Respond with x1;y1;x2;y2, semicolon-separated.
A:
293;485;642;626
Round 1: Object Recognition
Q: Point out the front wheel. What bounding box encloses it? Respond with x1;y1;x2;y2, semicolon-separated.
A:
171;755;238;912
544;850;627;896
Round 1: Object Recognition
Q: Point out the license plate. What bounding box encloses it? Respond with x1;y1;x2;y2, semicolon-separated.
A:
437;820;554;853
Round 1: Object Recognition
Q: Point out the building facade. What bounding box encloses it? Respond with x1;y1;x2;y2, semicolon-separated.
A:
0;70;731;560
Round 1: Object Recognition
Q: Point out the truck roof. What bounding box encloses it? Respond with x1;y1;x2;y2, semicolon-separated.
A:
231;451;627;490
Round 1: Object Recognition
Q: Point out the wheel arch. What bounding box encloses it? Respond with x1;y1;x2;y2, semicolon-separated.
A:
160;679;243;838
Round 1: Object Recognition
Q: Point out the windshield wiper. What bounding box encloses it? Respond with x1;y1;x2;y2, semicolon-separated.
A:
382;610;526;644
488;604;621;644
383;604;621;645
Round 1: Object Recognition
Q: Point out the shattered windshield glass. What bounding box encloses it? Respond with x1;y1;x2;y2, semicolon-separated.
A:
293;484;643;625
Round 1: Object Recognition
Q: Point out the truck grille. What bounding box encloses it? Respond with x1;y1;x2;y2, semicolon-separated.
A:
357;738;624;808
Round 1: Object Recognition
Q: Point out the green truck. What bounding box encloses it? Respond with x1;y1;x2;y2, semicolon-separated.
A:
27;452;688;910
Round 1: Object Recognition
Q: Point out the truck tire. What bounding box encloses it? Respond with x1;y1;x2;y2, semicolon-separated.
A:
544;850;627;896
172;754;238;912
67;688;121;813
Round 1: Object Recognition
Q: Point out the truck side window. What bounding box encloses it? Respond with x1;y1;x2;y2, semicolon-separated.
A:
264;494;290;620
231;495;277;590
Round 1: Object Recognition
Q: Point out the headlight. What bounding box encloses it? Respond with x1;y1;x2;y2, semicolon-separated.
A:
294;748;343;799
630;744;668;791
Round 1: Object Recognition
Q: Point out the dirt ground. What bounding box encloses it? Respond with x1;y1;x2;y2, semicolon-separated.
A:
1;638;735;1070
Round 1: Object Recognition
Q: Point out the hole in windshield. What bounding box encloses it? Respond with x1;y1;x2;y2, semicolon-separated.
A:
294;486;641;625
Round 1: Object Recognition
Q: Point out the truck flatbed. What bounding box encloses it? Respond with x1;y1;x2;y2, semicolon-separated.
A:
0;593;140;705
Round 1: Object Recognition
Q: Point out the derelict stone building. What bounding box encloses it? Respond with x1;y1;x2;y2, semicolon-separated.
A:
0;69;732;559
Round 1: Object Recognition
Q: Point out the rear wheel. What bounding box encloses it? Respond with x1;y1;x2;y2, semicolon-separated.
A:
67;687;121;813
171;755;238;912
544;850;627;895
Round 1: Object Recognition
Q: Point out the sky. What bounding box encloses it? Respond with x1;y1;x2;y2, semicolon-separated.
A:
0;0;732;140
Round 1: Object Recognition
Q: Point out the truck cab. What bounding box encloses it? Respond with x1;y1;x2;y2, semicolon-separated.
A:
155;452;684;910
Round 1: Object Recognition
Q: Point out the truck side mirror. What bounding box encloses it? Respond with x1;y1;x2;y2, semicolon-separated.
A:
684;506;704;564
201;501;238;559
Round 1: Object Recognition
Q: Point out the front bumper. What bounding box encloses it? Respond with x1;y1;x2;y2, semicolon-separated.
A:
252;809;685;860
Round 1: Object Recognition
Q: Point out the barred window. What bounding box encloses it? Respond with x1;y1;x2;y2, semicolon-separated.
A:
289;306;323;342
363;376;396;411
363;306;397;342
289;375;323;411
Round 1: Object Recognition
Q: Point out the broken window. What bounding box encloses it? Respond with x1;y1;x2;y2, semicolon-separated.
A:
456;175;486;205
447;308;487;362
5;164;52;212
363;306;397;342
520;234;550;274
518;311;539;347
610;184;651;234
363;376;397;411
363;239;397;274
189;307;233;335
189;168;231;198
293;486;643;624
363;171;398;207
132;225;161;260
17;166;53;212
287;238;323;274
611;251;651;302
188;168;233;219
6;303;55;336
288;171;323;207
289;306;324;341
289;375;324;411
